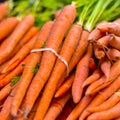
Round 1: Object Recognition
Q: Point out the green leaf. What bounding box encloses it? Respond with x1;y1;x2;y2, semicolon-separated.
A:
10;76;21;87
32;62;40;74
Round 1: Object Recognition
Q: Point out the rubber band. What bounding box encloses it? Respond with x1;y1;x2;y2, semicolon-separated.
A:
31;48;69;76
115;92;120;97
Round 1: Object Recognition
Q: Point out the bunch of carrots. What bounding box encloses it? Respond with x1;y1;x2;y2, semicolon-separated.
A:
1;0;120;120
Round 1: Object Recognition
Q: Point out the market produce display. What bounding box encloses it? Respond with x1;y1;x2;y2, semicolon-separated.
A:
1;0;120;120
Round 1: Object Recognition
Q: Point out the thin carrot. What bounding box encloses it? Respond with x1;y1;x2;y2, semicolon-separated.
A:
72;43;93;103
33;23;80;120
79;75;120;120
0;17;19;42
55;72;74;98
24;5;76;118
86;60;120;95
82;69;102;88
10;21;53;117
44;92;71;120
66;95;94;120
87;101;120;120
0;15;34;64
1;33;39;74
0;60;9;73
0;73;8;80
88;89;120;112
0;2;8;21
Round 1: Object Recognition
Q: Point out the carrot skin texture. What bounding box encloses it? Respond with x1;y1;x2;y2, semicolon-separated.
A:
72;43;93;103
0;17;19;42
33;23;80;120
24;5;76;117
10;21;54;117
0;15;34;64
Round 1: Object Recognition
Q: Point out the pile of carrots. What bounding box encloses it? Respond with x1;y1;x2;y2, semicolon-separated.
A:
1;1;120;120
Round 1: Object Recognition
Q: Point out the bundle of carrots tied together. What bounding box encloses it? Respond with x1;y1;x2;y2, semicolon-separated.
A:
1;0;120;120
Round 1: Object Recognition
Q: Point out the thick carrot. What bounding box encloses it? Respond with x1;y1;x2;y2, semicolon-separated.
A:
23;5;76;118
0;60;9;73
44;92;71;120
82;69;102;88
87;101;120;120
88;89;120;112
97;22;120;37
10;21;53;117
86;60;120;95
66;95;94;120
0;73;8;80
1;33;39;74
55;72;74;98
0;17;19;42
79;75;120;120
72;43;93;103
33;23;80;120
106;48;120;61
0;15;34;65
109;34;120;50
0;2;8;20
54;10;61;19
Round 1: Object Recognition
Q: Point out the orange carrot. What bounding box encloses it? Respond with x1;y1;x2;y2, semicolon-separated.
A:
82;69;102;88
44;92;71;120
79;75;120;120
0;73;8;80
0;2;8;20
23;5;76;118
0;60;9;73
33;23;80;120
0;15;34;64
87;101;120;120
72;43;93;103
109;34;120;50
10;21;53;117
54;10;61;19
1;33;39;74
86;60;120;95
88;89;120;112
66;95;94;120
0;17;19;42
55;72;74;98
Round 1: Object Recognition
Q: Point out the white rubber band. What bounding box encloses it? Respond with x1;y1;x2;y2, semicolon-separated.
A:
31;48;69;76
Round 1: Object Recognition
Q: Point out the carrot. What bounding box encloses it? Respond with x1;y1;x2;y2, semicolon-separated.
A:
79;75;120;120
10;21;53;117
54;10;61;19
0;15;34;65
44;92;71;120
0;17;19;42
97;22;120;37
87;101;120;120
66;95;94;120
82;69;102;88
55;72;74;98
88;89;120;112
0;60;9;73
0;57;28;87
1;33;39;74
100;58;111;80
72;43;93;103
106;48;120;61
109;34;120;50
0;73;8;80
23;5;76;118
0;2;8;20
86;60;120;95
33;23;80;120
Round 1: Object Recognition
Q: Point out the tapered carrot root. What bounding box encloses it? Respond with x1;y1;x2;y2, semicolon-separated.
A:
88;89;120;112
66;95;94;120
1;33;39;74
0;15;34;65
55;72;74;98
72;43;93;103
44;92;71;120
10;21;53;118
23;5;77;118
33;23;80;120
0;17;19;42
109;34;120;50
87;101;120;120
82;69;102;88
0;2;8;21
